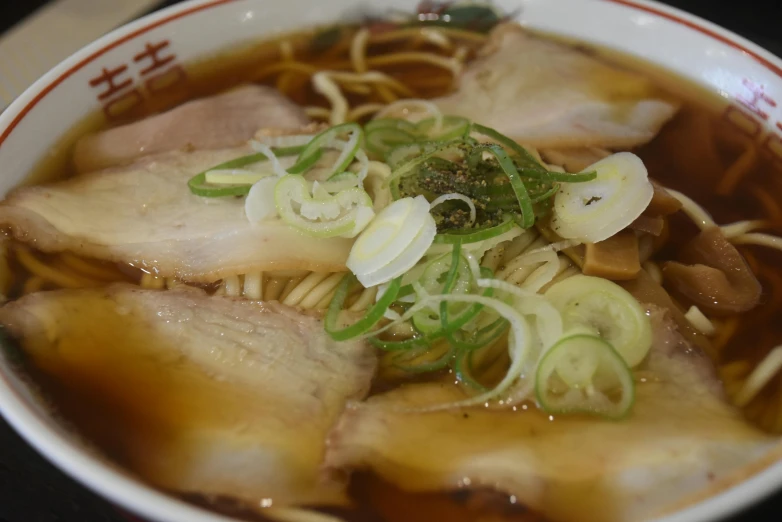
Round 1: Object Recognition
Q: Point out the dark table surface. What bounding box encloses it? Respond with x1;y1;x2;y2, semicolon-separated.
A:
1;1;782;521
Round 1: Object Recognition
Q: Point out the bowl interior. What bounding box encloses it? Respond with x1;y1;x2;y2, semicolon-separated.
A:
1;1;782;521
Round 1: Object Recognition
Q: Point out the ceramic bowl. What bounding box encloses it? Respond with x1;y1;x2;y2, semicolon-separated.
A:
1;1;782;521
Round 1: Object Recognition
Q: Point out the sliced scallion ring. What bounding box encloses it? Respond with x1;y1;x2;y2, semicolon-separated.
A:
433;217;518;244
551;152;653;243
188;152;277;197
480;144;535;228
471;122;544;172
347;195;436;287
318;172;360;193
389;343;455;373
365;118;418;135
275;174;374;238
289;123;362;176
535;334;635;419
416;116;471;141
365;127;417;157
204;170;272;185
413;242;470;334
544;275;652;368
188;146;305;197
325;275;402;341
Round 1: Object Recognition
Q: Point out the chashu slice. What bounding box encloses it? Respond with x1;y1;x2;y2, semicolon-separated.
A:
325;308;778;522
434;24;678;149
0;145;355;282
74;85;309;173
0;285;375;507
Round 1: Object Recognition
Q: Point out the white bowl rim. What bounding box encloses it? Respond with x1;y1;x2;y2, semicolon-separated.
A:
0;1;781;522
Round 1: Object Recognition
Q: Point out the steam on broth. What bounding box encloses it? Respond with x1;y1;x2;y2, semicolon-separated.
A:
2;3;782;522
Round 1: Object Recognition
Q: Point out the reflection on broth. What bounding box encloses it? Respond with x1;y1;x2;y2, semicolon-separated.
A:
2;4;782;522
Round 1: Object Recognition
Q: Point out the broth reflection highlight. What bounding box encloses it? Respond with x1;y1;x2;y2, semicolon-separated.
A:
1;12;782;522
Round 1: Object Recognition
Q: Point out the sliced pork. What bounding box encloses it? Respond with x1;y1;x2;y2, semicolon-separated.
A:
74;85;309;173
325;308;776;522
435;24;679;149
0;147;354;282
0;285;375;507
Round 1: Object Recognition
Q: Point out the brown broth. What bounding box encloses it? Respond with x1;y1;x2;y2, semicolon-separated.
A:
4;22;782;522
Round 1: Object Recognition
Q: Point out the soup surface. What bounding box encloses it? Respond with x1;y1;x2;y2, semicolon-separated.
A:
1;4;782;522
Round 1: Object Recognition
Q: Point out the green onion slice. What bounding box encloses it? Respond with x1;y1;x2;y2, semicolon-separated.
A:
447;316;509;351
289;122;362;175
365;127;417;157
433;217;518;244
325;275;402;341
471;123;545;171
365;118;418;135
519;168;597;183
388;139;469;199
390;343;455;373
188;150;294;197
416;116;471;141
480;144;535;228
368;282;495;352
535;334;635;419
452;348;489;391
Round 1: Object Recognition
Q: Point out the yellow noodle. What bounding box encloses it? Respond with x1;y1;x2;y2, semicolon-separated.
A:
22;276;45;295
276;71;298;94
480;244;505;273
223;275;242;297
712;316;740;352
350;28;370;73
721;359;752;380
59;252;125;281
498;231;539;269
279;274;309;303
333;71;415;96
264;277;287;301
368;26;486;45
347;103;385;122
165;278;184;290
140;273;165;290
348;286;379;312
341;82;374;95
452;45;469;61
304;106;332;120
367;53;461;74
243;272;264;300
314;289;339;311
268;269;311;279
751;185;782;222
283;272;331;307
540;264;579;293
399;76;455;90
642;261;663;284
16;247;98;289
298;272;345;309
279;40;295;62
254;61;323;81
496;237;548;281
375;84;399;103
716;144;757;195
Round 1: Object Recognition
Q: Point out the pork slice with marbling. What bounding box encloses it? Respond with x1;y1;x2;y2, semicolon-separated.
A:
0;285;375;507
0;145;355;282
325;307;777;522
74;85;309;173
434;24;679;149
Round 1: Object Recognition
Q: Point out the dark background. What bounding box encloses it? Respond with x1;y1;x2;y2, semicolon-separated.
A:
1;1;782;521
